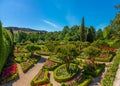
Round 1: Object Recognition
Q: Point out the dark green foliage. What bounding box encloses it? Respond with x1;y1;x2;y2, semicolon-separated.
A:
0;21;13;74
96;29;103;39
87;28;93;42
83;64;105;77
80;17;87;42
78;76;92;86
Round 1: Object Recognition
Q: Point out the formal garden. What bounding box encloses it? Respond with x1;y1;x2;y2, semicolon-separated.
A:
0;5;120;86
1;39;119;86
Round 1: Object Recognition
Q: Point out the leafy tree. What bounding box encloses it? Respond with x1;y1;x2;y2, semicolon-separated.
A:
26;44;41;57
87;28;93;42
83;46;100;70
17;31;27;43
103;26;113;39
115;4;120;9
96;29;103;39
91;39;108;49
55;44;77;72
90;26;96;40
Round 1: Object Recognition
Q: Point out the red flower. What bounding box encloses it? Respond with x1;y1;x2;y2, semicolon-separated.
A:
1;64;17;78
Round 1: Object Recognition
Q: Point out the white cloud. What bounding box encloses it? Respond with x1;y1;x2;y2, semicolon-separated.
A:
43;19;60;28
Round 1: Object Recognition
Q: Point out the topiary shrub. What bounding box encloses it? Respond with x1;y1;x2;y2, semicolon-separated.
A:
54;63;79;82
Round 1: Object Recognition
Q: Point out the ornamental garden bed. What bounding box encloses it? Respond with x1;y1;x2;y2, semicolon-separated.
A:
43;60;59;71
61;75;92;86
48;55;63;64
54;63;79;82
20;60;34;73
31;69;50;86
83;64;105;77
95;54;113;62
0;63;19;84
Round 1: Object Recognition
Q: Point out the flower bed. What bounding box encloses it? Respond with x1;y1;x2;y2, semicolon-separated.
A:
31;69;50;86
61;75;92;86
95;54;113;62
54;63;79;82
20;60;34;73
0;63;19;84
43;60;59;70
83;64;105;77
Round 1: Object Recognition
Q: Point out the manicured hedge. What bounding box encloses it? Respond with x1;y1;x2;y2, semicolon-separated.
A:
78;76;92;86
101;52;120;86
54;63;79;82
61;75;92;86
20;61;34;73
83;64;105;77
31;69;49;86
48;56;63;64
95;54;113;62
0;22;13;74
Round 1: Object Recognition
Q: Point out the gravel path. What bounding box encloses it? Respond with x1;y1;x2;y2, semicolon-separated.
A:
2;56;47;86
49;71;60;86
113;64;120;86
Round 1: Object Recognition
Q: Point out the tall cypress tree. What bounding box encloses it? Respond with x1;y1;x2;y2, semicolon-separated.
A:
80;17;86;42
0;21;3;51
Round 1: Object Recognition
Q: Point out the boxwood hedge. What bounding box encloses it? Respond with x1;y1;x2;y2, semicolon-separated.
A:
54;63;79;82
31;69;49;86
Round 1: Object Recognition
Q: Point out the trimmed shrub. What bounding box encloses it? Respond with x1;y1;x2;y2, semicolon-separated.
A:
0;22;13;74
95;54;113;62
20;60;34;73
54;63;79;82
78;76;92;86
31;69;49;86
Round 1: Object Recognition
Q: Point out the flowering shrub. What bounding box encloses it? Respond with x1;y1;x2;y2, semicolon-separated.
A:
102;46;116;52
2;64;17;78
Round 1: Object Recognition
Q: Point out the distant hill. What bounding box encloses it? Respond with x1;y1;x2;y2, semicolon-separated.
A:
5;27;47;34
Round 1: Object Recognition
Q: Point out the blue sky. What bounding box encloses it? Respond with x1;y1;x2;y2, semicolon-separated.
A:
0;0;120;31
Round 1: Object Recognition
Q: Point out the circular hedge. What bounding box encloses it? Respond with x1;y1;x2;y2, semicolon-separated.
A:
53;63;79;82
